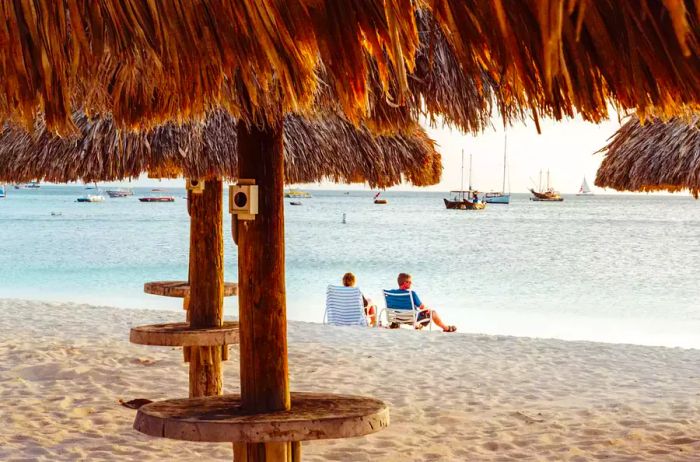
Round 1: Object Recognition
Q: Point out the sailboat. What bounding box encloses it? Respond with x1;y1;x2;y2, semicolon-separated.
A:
444;150;486;210
577;176;593;196
484;133;511;204
76;182;105;202
529;170;564;202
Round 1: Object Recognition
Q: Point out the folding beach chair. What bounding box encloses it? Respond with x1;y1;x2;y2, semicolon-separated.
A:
381;289;432;330
323;285;368;326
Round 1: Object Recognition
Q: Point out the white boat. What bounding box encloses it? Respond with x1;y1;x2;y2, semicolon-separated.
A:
106;188;134;198
484;133;511;204
76;194;105;202
577;176;594;196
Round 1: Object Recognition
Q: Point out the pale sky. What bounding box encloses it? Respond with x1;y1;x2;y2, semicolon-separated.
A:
97;113;626;194
422;114;624;194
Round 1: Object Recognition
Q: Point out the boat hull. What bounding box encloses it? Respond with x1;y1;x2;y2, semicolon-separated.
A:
443;198;485;210
139;197;175;202
484;194;510;204
374;199;388;204
529;189;563;202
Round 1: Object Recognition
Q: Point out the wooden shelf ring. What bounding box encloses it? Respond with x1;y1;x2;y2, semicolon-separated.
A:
130;322;239;347
144;281;238;298
134;392;389;443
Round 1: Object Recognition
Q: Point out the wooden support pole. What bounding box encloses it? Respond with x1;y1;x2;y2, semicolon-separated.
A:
188;178;225;397
236;120;289;462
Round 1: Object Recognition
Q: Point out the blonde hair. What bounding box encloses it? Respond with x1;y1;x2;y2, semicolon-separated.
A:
342;272;356;287
397;273;411;286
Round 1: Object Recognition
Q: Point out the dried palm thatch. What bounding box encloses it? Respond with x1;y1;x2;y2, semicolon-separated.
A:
596;116;700;197
0;111;441;188
0;1;698;134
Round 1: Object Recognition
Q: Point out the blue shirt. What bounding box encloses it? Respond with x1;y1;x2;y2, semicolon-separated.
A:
384;289;422;309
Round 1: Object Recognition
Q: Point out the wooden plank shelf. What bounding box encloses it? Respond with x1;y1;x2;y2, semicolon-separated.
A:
130;322;239;347
144;281;238;298
134;392;389;443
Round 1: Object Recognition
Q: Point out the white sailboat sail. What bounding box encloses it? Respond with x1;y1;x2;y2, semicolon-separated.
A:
579;176;592;194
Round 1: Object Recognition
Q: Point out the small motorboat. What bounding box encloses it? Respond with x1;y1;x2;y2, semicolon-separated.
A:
76;194;105;203
443;191;486;210
139;196;175;202
374;199;388;204
106;189;134;198
284;189;312;198
289;201;303;206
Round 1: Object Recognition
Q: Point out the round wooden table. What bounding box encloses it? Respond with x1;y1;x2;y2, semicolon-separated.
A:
144;281;238;298
134;392;389;443
130;321;240;347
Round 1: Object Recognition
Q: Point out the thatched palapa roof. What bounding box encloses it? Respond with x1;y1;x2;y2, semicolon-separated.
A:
0;111;441;188
1;1;699;134
595;116;700;197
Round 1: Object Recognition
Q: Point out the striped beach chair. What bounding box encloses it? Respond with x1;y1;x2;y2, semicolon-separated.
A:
380;289;431;330
323;285;368;326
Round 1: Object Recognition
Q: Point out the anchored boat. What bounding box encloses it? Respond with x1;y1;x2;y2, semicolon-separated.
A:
529;170;563;202
139;196;175;202
484;133;511;204
107;188;134;198
444;150;485;210
577;176;593;196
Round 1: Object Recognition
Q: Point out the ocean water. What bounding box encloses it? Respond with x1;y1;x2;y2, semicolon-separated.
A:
1;185;699;348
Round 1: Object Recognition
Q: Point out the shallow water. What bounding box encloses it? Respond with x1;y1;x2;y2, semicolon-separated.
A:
2;186;699;348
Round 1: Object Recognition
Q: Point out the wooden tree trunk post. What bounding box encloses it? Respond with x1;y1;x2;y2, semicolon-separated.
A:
236;120;291;461
188;178;225;398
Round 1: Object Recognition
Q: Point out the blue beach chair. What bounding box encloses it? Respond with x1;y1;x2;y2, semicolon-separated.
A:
323;285;368;326
381;289;431;330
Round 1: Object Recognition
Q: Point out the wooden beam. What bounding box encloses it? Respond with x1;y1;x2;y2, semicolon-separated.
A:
187;178;225;397
236;120;289;461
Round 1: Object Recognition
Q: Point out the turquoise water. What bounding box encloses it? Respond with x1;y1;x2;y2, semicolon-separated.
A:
2;185;699;348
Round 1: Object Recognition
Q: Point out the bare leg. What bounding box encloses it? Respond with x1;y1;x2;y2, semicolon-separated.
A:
427;309;450;331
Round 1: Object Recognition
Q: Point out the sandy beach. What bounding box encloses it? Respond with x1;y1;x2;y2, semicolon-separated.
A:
1;298;699;461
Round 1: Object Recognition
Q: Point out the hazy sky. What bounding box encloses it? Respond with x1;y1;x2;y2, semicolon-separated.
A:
424;114;624;194
94;113;626;194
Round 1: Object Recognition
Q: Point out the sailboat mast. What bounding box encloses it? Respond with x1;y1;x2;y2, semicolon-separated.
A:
460;149;464;191
502;133;507;193
468;152;473;191
538;170;542;192
547;170;550;190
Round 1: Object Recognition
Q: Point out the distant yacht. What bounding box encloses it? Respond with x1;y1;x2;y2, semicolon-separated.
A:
443;151;485;210
76;194;105;203
484;133;511;204
77;182;105;202
15;181;40;189
530;170;564;202
106;188;134;198
285;189;312;198
139;196;175;202
577;176;594;196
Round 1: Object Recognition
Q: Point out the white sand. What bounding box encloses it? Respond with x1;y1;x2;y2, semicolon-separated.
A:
0;299;699;461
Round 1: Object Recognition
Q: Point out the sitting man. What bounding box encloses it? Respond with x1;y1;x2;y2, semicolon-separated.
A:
343;272;377;327
394;273;456;332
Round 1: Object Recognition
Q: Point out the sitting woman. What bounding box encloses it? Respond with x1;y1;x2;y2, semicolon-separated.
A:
342;272;377;327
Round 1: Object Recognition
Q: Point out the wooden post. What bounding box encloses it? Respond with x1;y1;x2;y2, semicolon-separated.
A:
188;178;225;397
236;120;289;461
